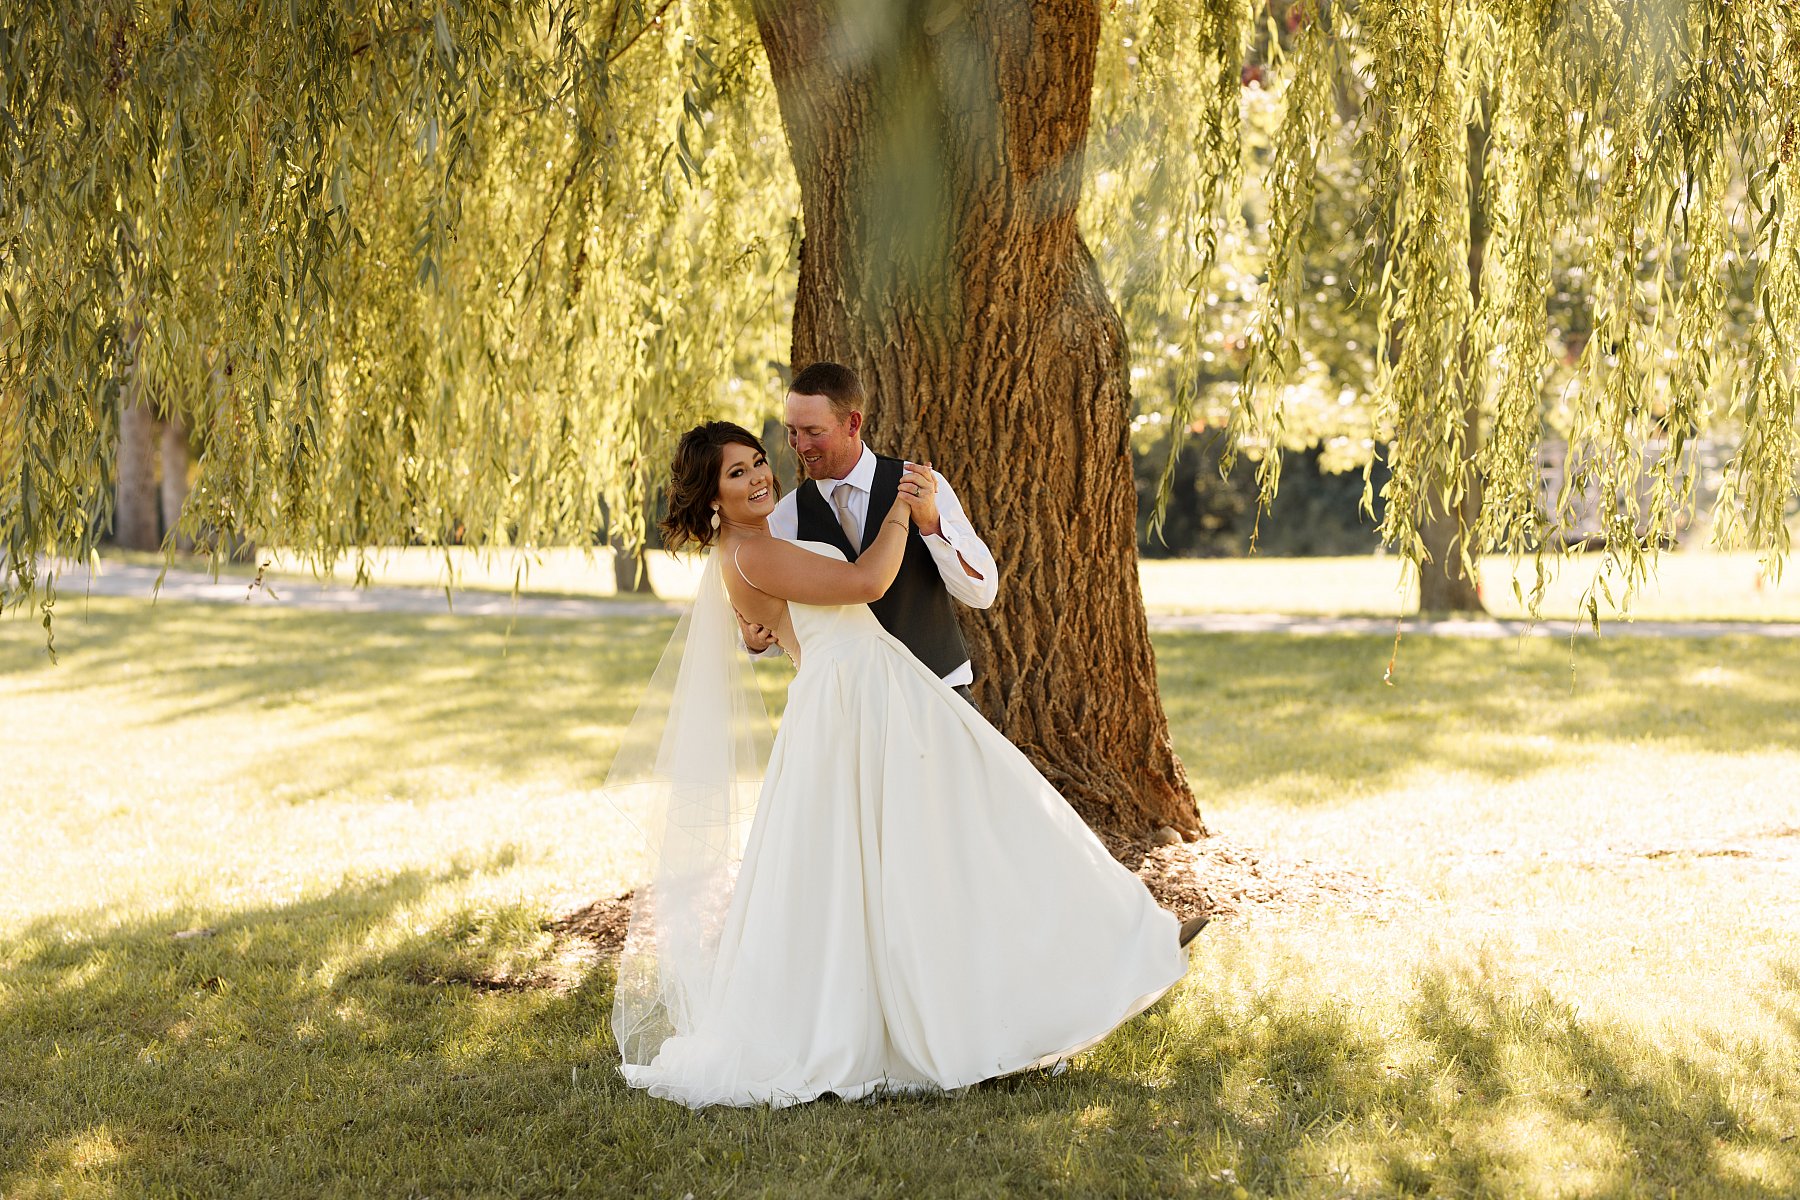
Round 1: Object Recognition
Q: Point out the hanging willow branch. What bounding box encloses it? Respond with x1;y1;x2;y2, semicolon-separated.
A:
0;0;794;637
1197;0;1799;609
2;0;1796;648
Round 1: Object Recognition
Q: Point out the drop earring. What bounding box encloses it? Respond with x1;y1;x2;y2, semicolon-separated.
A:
710;505;721;531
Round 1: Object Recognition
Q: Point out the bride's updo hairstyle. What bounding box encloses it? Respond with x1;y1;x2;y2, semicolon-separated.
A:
659;421;778;550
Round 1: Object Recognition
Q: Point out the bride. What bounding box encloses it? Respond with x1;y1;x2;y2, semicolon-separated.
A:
608;420;1202;1109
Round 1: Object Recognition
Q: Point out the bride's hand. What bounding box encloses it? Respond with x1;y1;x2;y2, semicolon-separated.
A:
884;491;913;530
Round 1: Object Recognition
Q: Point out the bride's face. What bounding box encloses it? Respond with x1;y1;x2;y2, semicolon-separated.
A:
715;442;776;525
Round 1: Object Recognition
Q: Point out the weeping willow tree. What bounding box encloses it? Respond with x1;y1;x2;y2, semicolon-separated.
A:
0;1;794;599
3;0;1797;838
1111;0;1797;620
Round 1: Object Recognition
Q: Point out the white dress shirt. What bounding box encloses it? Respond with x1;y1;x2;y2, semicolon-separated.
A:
765;444;998;686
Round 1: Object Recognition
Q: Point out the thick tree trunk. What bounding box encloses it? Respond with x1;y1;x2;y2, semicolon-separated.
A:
613;545;655;595
753;0;1200;838
115;365;161;551
1418;421;1484;612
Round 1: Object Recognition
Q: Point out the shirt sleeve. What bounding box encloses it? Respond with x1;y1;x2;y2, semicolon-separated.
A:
766;490;799;542
922;469;999;609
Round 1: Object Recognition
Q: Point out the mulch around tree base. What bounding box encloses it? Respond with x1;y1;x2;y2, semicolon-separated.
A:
1117;832;1400;924
552;833;1396;963
554;892;636;958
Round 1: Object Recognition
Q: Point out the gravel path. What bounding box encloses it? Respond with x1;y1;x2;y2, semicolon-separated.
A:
48;561;680;620
1146;611;1800;639
45;561;1800;639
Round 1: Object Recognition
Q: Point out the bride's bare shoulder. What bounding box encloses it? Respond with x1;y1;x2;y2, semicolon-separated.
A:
732;534;811;568
728;534;871;605
723;534;798;592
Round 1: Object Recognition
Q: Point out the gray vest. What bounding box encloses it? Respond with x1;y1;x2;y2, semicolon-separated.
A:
796;455;972;680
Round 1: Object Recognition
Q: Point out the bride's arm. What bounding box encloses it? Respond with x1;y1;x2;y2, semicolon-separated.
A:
734;497;912;606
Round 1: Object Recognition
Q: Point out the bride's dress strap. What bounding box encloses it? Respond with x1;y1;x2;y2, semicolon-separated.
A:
732;542;767;594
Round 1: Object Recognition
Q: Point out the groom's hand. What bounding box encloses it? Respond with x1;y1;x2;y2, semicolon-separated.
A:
900;462;942;538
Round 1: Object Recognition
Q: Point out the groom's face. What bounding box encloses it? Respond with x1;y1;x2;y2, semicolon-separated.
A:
784;392;863;482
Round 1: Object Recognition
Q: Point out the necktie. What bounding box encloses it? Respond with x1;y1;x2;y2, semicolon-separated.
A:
832;483;861;553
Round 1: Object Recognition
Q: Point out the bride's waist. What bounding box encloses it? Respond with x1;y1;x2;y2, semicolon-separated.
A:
790;623;890;663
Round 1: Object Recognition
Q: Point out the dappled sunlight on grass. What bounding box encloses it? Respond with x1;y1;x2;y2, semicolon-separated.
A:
4;598;1797;1195
1;866;626;1193
1485;1104;1625;1196
1157;632;1800;805
1050;947;1800;1197
27;1125;129;1198
0;599;741;933
4;600;667;796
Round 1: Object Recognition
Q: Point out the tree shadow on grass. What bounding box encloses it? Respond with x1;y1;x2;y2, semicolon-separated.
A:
1157;633;1800;802
480;949;1795;1199
1392;962;1797;1198
7;892;1797;1198
13;600;1796;813
904;959;1798;1198
0;599;710;806
1769;961;1800;1049
0;860;626;1196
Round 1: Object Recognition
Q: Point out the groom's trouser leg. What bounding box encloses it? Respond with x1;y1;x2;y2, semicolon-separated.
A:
951;684;973;704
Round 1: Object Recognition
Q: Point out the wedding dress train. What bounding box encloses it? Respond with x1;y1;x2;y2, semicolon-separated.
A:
619;541;1188;1108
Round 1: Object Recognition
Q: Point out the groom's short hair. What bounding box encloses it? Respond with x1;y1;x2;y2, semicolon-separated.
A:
789;362;865;422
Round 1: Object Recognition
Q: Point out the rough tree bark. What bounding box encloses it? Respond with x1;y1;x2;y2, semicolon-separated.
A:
752;0;1201;838
1418;109;1490;614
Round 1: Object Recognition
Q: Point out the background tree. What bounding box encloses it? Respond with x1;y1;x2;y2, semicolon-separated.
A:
114;345;160;553
1226;0;1798;624
4;0;1797;838
1088;3;1389;561
1095;1;1794;616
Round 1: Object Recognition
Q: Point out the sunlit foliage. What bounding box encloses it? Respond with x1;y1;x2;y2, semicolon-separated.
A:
1094;0;1798;611
0;1;790;619
3;0;1795;637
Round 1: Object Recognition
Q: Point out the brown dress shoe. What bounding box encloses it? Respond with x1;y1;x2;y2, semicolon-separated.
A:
1178;914;1210;951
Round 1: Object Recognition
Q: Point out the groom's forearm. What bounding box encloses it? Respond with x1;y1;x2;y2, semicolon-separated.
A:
917;524;981;584
916;469;997;606
936;536;985;580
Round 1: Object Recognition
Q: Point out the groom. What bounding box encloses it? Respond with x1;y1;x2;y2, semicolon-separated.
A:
746;361;998;700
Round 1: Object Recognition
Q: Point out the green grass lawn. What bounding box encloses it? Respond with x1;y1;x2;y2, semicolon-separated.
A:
3;600;1798;1198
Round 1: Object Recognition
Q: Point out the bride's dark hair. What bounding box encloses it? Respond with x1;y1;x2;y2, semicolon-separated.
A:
660;421;778;549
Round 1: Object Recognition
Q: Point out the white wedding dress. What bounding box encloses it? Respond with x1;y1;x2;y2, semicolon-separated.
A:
617;541;1188;1108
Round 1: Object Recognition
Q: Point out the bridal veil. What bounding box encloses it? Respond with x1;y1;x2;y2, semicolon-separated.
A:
605;553;773;1070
